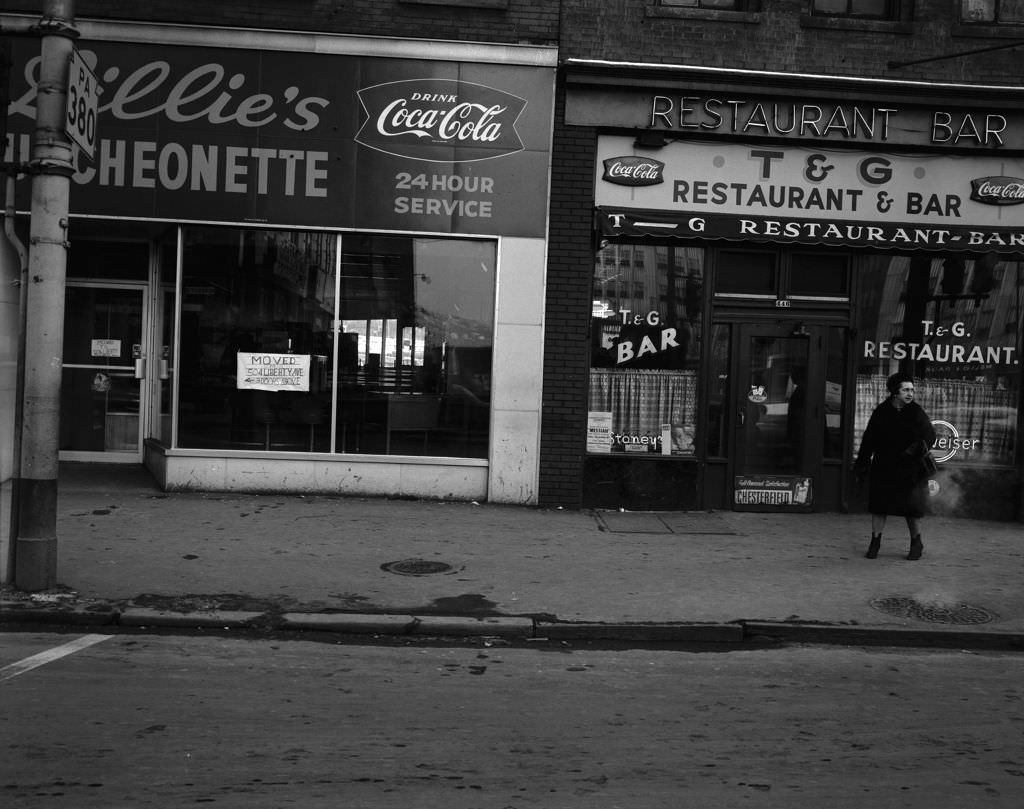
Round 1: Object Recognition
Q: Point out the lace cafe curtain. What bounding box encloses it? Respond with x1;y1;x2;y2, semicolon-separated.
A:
854;375;1017;466
589;369;698;455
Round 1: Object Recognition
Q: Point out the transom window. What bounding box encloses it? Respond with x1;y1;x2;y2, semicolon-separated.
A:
810;0;895;17
961;0;1024;23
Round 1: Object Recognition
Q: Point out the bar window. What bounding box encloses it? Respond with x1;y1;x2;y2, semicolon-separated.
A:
810;0;894;17
589;244;704;457
961;0;1024;22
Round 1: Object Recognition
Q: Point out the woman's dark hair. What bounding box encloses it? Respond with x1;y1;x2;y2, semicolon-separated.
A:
886;371;915;395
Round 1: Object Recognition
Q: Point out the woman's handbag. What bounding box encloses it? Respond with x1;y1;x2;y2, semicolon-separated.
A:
918;441;938;477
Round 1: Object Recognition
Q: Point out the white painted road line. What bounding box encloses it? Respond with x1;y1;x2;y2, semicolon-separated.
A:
0;634;113;682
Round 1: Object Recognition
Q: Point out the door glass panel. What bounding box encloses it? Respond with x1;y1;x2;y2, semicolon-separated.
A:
824;326;847;459
707;324;731;458
738;333;809;474
60;286;144;453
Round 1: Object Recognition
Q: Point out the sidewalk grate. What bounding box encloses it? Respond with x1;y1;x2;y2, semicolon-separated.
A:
869;596;997;625
381;559;454;576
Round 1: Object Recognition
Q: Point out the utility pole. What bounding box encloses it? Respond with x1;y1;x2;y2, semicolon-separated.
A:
14;0;77;591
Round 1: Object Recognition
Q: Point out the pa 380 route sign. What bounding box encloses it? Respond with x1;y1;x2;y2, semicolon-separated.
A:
65;49;99;159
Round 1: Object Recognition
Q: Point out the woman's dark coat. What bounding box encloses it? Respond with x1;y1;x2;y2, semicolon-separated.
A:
855;399;937;518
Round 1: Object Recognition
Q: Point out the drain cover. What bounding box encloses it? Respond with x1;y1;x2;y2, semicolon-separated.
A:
381;559;453;576
869;596;997;625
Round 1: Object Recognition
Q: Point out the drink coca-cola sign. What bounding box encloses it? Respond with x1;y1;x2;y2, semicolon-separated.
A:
603;156;664;186
355;78;526;163
970;176;1024;206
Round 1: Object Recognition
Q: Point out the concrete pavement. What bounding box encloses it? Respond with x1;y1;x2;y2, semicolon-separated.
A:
1;462;1022;649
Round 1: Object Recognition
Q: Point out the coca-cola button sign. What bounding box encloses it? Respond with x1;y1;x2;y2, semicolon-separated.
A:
603;156;665;186
355;78;526;163
970;176;1024;206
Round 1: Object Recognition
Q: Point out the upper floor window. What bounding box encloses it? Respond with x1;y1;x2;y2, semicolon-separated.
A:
810;0;895;17
960;0;1024;23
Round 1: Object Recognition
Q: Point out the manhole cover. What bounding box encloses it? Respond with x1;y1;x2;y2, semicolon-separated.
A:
381;559;453;576
869;596;997;625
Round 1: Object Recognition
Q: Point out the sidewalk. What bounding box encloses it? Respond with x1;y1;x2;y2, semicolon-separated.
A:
1;463;1022;650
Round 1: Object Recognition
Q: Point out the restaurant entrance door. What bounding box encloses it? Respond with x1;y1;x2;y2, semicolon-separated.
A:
60;282;151;462
730;321;835;511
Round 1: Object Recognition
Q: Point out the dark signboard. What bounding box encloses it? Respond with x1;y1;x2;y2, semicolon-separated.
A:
4;39;554;237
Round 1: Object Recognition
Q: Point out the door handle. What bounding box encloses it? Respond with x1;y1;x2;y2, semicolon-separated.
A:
134;358;147;379
158;359;169;380
736;408;745;427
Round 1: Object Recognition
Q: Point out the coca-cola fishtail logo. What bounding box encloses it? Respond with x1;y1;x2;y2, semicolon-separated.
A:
603;156;665;186
355;79;526;163
970;176;1024;206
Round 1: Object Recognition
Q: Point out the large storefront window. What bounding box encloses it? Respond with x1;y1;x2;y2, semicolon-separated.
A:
588;244;704;456
854;254;1022;468
176;227;494;458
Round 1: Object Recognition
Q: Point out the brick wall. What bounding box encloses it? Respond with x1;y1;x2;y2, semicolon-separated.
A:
559;0;1023;86
538;84;596;509
0;1;559;45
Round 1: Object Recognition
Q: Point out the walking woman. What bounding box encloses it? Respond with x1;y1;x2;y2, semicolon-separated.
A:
854;372;936;560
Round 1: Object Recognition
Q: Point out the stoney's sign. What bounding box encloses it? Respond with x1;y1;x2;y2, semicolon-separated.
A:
355;79;526;163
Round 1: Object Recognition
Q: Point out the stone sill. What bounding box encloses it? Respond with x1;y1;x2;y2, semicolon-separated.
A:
951;22;1024;39
646;7;762;23
399;0;509;8
799;13;912;34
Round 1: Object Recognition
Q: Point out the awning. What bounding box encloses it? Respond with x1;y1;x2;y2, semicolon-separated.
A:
595;207;1024;254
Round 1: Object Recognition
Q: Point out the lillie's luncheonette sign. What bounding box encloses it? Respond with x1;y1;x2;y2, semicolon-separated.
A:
595;137;1024;252
2;38;553;237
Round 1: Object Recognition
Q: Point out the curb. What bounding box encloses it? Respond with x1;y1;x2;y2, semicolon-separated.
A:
2;604;1023;651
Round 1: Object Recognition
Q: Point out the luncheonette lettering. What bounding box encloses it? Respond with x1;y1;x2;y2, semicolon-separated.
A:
58;137;329;197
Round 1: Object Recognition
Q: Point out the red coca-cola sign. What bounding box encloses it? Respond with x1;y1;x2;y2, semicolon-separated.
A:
970;176;1024;206
355;78;526;163
603;156;665;186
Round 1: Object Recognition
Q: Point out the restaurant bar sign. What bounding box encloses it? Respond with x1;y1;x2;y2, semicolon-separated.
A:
565;84;1024;150
595;136;1024;251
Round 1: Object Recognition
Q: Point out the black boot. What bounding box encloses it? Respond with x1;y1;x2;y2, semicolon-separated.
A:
907;535;923;561
865;533;881;559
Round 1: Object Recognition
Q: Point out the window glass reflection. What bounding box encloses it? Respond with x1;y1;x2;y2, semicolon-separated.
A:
175;227;494;458
854;254;1021;467
588;244;704;456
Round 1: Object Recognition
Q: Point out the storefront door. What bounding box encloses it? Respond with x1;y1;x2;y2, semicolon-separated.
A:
60;282;150;462
731;322;827;511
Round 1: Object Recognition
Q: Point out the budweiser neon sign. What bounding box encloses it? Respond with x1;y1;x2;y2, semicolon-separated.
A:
970;176;1024;206
602;156;664;186
355;79;526;162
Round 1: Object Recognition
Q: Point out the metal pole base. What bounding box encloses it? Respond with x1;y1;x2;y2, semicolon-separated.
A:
14;535;57;591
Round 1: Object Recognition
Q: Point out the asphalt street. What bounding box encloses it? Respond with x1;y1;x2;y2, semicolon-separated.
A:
2;631;1023;808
